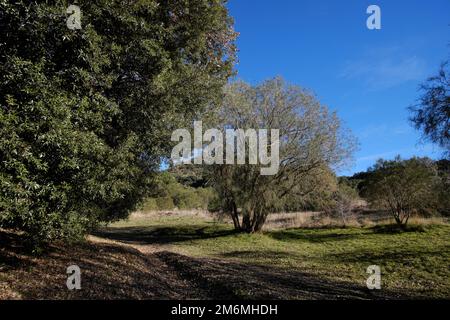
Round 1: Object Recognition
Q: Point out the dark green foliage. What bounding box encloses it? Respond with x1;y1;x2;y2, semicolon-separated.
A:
169;165;208;188
140;172;216;211
0;0;235;247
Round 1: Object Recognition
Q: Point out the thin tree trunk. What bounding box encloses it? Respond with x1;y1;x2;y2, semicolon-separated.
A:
230;202;241;230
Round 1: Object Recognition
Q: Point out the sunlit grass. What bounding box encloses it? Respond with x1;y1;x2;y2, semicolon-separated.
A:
110;213;450;298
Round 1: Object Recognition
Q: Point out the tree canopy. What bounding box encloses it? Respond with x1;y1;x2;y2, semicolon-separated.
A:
361;157;440;226
0;0;236;246
204;78;357;232
410;61;450;154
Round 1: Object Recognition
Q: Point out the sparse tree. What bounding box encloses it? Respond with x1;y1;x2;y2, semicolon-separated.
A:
362;157;439;226
205;78;357;233
324;180;360;227
410;61;450;154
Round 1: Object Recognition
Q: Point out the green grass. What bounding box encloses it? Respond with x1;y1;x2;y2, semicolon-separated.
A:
109;214;450;298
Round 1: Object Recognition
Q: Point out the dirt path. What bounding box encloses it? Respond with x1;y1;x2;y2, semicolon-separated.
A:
88;235;211;298
1;230;208;299
88;235;172;254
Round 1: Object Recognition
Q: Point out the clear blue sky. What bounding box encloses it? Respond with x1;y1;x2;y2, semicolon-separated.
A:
227;0;449;175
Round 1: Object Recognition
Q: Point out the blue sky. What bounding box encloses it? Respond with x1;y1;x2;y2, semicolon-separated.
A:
227;0;449;175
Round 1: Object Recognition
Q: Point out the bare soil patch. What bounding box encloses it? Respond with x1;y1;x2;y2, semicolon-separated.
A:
0;229;206;299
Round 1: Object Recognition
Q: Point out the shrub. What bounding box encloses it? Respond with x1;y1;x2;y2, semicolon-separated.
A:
361;156;440;226
140;172;217;211
155;197;175;211
323;183;359;227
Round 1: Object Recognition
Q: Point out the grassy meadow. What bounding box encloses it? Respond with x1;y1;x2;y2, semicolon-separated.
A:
98;211;450;299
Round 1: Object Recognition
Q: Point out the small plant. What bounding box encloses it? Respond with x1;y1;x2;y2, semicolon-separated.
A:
324;181;359;227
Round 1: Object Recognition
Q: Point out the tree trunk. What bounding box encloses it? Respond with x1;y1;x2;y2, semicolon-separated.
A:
224;198;240;230
241;209;252;233
240;208;267;233
229;202;241;230
253;212;268;232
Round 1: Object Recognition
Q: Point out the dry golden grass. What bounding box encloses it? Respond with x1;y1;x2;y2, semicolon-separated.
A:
130;209;215;221
262;211;448;230
128;207;449;231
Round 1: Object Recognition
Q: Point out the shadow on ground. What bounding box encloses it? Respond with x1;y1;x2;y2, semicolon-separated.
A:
327;247;448;265
0;229;208;299
0;229;427;300
1;229;380;300
268;229;362;243
93;225;237;245
155;251;416;300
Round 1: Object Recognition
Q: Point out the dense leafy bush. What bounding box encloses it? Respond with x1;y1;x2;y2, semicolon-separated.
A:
361;157;441;225
0;0;235;247
140;172;216;211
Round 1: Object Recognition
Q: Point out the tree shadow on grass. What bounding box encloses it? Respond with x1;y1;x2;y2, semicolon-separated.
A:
0;229;433;300
370;224;427;234
327;246;448;265
220;250;299;260
92;225;238;245
268;229;362;243
156;251;418;300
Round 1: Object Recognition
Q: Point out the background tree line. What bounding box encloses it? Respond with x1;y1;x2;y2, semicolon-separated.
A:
143;155;449;228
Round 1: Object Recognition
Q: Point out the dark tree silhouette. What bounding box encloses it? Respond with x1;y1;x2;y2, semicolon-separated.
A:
410;61;450;153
